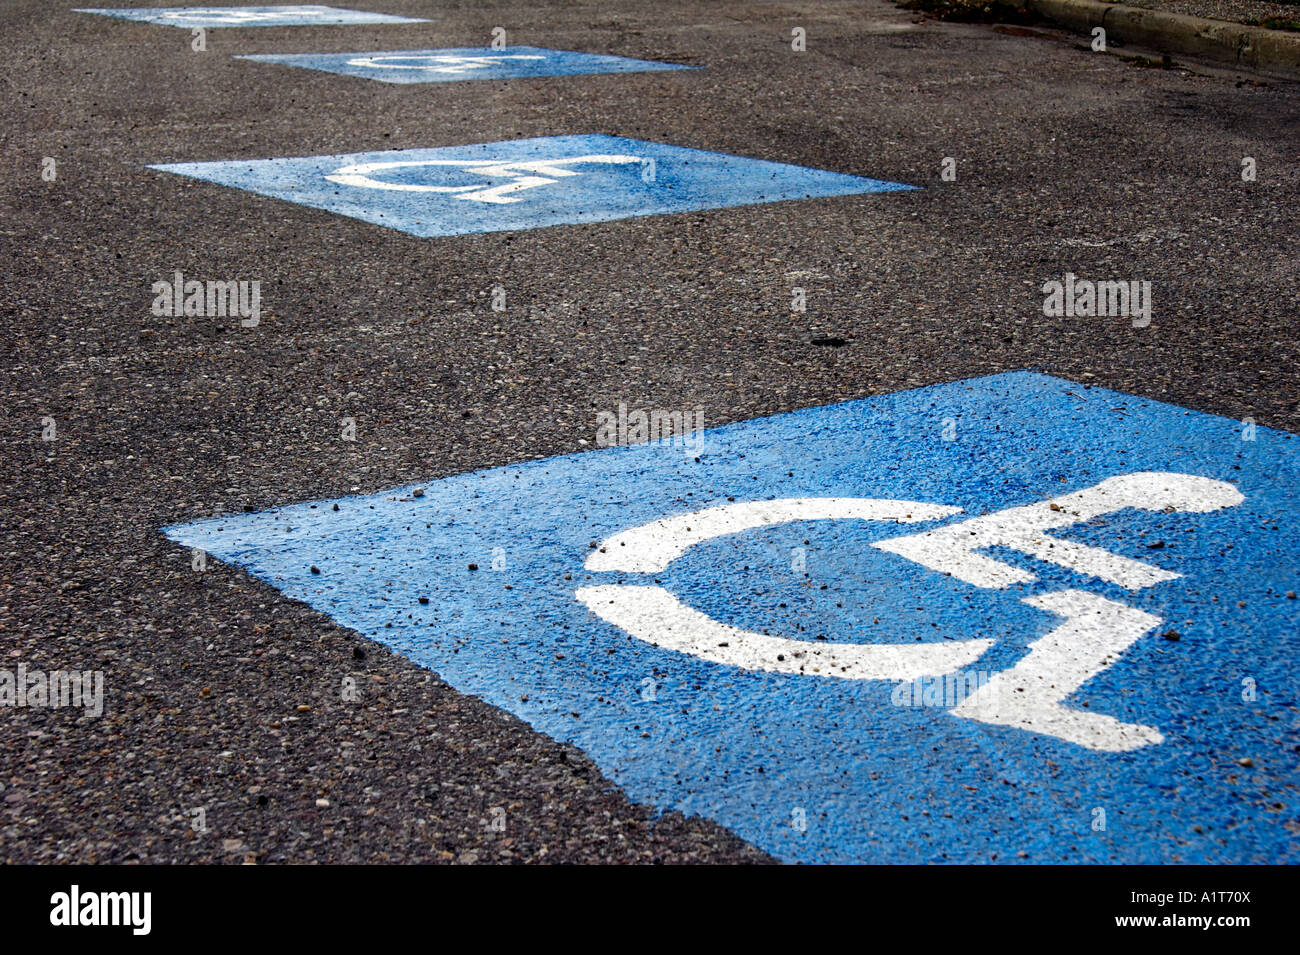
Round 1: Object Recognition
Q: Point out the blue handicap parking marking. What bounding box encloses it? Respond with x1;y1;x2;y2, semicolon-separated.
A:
236;46;697;84
165;371;1300;863
74;6;428;27
147;135;913;237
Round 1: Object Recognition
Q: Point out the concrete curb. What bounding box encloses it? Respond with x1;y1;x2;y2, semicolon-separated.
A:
1026;0;1300;78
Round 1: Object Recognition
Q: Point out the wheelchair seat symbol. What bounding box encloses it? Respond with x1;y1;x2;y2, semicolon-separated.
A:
576;472;1242;752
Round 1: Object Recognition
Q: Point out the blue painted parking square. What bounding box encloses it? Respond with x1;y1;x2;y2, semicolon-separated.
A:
236;46;696;84
165;372;1299;864
74;6;427;27
147;135;914;237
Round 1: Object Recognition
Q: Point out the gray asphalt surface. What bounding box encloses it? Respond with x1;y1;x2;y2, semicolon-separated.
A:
1;0;1297;863
1119;0;1298;26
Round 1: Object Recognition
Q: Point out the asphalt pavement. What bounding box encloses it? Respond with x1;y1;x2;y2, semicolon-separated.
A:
1;0;1296;864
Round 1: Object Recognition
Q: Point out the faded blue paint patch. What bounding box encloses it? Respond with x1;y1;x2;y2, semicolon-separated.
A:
164;372;1300;864
146;135;913;237
236;46;697;84
74;5;427;27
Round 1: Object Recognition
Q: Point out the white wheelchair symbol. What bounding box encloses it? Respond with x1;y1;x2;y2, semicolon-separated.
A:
345;54;546;74
324;154;647;204
575;472;1243;752
159;8;322;24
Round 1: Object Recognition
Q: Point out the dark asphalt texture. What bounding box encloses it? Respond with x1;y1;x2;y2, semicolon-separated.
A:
2;0;1297;863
